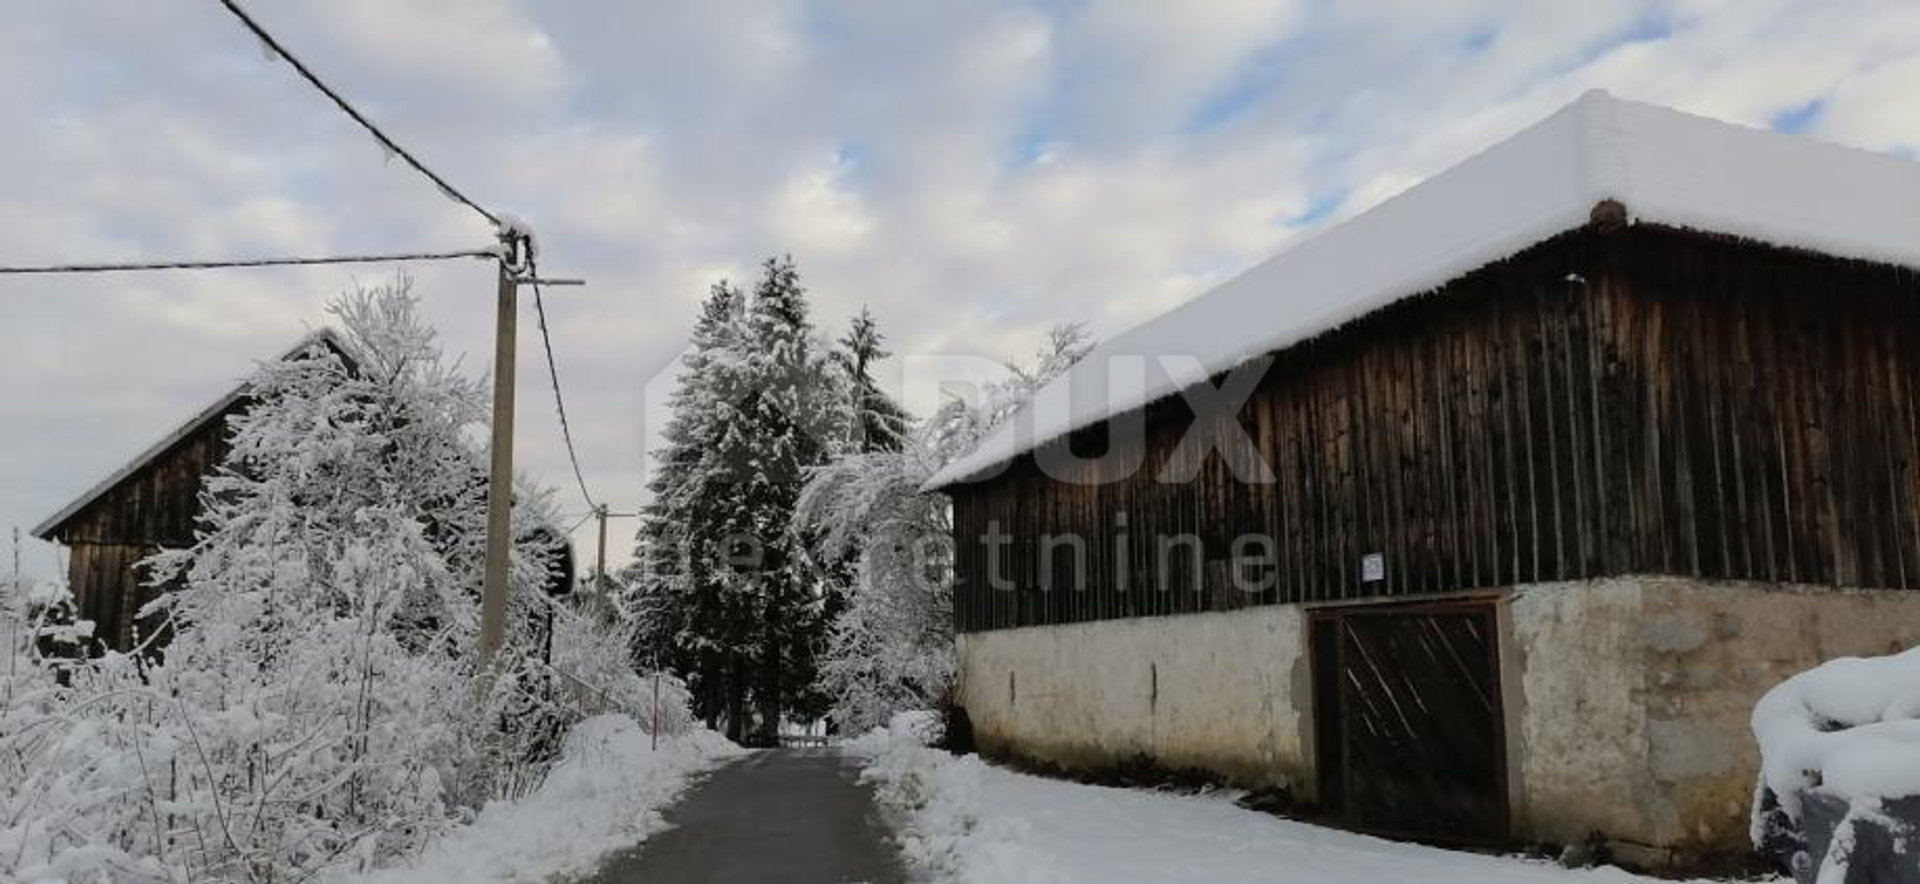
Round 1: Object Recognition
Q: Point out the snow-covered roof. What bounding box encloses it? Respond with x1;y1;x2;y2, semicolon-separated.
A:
33;328;351;540
926;90;1920;491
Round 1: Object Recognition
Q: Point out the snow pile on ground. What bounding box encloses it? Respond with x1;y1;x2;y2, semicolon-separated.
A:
843;709;942;756
1752;647;1920;820
855;716;1066;881
344;714;740;884
859;730;1757;884
1750;646;1920;880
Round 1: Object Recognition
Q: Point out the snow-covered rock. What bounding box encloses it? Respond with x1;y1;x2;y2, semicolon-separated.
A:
1751;647;1920;883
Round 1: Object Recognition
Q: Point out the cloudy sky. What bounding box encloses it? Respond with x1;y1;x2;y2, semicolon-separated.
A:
3;0;1917;578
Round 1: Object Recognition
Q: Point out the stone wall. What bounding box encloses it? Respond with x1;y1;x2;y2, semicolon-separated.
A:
955;578;1920;866
954;606;1311;792
1508;577;1920;863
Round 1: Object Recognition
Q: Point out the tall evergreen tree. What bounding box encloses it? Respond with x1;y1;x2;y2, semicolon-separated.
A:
723;257;847;742
629;281;744;731
834;306;910;453
629;258;848;743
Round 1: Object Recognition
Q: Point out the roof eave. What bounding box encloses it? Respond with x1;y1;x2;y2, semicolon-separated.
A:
31;327;351;542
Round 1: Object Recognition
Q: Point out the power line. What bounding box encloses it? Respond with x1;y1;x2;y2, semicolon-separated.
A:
0;248;497;275
526;253;598;512
218;0;617;585
215;0;502;229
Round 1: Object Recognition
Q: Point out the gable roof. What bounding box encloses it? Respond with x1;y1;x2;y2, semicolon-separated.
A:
926;90;1920;491
33;328;353;540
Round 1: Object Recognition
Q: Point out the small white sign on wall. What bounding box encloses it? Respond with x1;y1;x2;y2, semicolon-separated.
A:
1361;552;1386;583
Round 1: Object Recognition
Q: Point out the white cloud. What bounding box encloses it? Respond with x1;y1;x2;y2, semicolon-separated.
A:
766;155;876;253
1821;55;1920;151
3;1;1917;579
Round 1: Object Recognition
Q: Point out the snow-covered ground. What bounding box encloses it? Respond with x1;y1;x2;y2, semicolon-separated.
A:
340;715;740;884
854;721;1771;884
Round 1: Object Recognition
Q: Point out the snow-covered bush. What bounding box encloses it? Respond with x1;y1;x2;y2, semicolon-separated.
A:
549;608;695;739
799;443;955;734
0;279;672;883
1752;646;1920;883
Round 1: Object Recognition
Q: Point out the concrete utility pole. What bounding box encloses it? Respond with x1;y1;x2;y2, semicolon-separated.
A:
478;233;586;669
478;239;521;667
594;503;609;595
585;506;635;621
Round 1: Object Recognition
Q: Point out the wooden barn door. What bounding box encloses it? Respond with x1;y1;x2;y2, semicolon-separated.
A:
1310;600;1508;844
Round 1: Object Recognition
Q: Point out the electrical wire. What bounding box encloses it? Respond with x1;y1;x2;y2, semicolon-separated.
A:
0;248;497;275
215;0;502;229
18;6;609;527
526;252;599;512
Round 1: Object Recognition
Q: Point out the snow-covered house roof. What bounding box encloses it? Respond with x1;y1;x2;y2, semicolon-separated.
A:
925;90;1920;491
32;328;352;540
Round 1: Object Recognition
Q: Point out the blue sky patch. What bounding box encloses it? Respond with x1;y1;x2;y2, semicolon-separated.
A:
1770;98;1825;134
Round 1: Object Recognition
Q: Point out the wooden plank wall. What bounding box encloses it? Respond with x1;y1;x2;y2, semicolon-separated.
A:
952;225;1920;632
1625;226;1920;590
51;406;234;650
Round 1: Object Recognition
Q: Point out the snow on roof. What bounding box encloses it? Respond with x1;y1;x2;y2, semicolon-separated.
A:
925;90;1920;491
32;328;351;540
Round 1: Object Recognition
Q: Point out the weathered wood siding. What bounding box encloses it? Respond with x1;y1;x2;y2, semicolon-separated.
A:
951;224;1920;632
54;404;235;650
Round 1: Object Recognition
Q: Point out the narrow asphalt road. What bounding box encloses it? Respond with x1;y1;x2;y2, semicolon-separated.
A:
582;748;907;884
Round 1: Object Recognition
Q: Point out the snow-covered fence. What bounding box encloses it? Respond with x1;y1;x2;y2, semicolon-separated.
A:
1751;646;1920;883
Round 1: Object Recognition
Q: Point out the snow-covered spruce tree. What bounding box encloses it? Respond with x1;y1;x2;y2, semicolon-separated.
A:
834;306;910;455
629;258;850;744
628;281;746;732
798;323;1093;732
719;257;848;743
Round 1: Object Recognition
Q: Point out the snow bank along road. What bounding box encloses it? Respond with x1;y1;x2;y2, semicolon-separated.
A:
582;748;907;883
859;733;1780;884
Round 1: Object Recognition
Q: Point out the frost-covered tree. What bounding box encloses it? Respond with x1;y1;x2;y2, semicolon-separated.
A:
629;258;849;744
722;257;847;742
629;281;745;731
141;278;568;871
0;278;660;882
799;323;1094;732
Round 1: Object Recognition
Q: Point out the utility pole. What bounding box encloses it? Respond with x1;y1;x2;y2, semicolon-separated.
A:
478;233;585;669
585;506;635;621
478;236;521;667
594;504;609;595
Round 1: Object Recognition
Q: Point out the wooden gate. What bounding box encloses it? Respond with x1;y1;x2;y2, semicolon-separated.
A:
1310;600;1508;844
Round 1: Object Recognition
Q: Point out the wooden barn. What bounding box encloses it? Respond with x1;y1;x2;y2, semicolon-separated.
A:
927;91;1920;865
32;331;353;653
31;330;577;655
